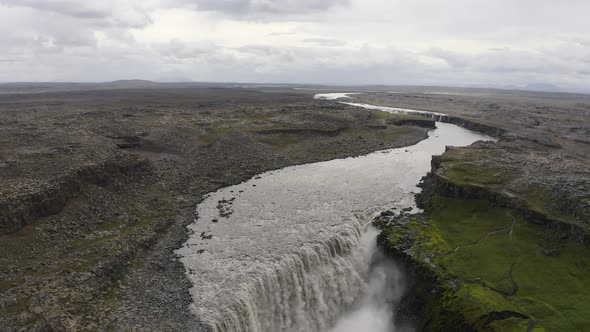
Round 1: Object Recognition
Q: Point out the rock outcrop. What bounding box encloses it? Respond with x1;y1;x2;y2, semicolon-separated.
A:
0;156;148;236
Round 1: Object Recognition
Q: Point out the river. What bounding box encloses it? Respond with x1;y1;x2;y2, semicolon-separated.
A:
177;93;494;331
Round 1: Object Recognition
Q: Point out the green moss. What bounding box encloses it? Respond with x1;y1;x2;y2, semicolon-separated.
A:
439;162;508;190
256;134;305;147
522;184;572;224
196;109;428;150
235;113;276;122
382;197;590;331
253;116;424;150
199;127;230;144
3;297;30;314
0;276;24;293
71;253;99;272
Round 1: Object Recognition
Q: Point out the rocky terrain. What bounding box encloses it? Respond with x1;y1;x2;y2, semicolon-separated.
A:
2;84;589;331
0;86;431;331
360;90;590;331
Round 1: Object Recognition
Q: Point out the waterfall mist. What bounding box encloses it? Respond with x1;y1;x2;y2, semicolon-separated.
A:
329;225;411;332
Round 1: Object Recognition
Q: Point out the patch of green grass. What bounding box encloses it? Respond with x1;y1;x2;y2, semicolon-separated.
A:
69;216;125;249
3;296;30;314
0;296;40;327
429;196;513;247
522;183;575;224
95;217;122;232
385;197;590;330
71;253;99;273
439;162;507;190
371;125;420;142
255;133;306;147
197;109;428;149
198;127;231;144
235;113;276;122
0;279;20;293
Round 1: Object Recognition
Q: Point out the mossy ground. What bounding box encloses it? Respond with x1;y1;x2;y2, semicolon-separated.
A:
198;108;429;160
435;145;588;229
381;197;590;331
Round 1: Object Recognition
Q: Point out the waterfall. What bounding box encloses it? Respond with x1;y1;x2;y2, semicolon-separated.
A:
328;227;408;332
195;221;407;332
198;219;372;332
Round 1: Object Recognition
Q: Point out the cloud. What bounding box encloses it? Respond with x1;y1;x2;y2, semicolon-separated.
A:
268;31;297;36
303;38;346;47
157;39;221;59
0;0;152;28
0;0;113;18
427;47;584;76
171;0;350;16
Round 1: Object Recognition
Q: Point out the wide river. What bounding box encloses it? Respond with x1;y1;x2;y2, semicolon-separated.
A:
178;93;494;332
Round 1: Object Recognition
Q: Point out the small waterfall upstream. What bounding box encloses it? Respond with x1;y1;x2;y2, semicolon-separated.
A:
314;92;450;121
178;93;495;331
340;102;450;122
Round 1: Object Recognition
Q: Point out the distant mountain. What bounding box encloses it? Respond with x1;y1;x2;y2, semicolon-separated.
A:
524;83;562;92
107;79;160;87
110;79;154;83
0;80;195;94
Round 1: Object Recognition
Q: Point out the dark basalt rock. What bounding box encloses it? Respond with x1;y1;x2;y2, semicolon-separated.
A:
380;210;395;217
387;118;436;128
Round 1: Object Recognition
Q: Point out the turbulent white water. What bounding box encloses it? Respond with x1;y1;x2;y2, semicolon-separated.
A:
327;226;408;332
178;94;494;332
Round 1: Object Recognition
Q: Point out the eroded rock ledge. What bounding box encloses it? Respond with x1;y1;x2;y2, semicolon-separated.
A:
418;166;588;244
0;155;148;236
440;116;506;138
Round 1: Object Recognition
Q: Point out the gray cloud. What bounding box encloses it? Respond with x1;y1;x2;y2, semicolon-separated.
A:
172;0;350;15
0;0;151;28
158;39;222;60
0;0;113;18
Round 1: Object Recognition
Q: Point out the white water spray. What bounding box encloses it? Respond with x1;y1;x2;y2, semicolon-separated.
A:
329;226;409;332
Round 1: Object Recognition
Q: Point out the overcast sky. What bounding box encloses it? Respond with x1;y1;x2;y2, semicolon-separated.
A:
1;0;589;92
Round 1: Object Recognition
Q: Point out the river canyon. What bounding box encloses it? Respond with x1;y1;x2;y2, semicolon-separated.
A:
178;93;495;331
